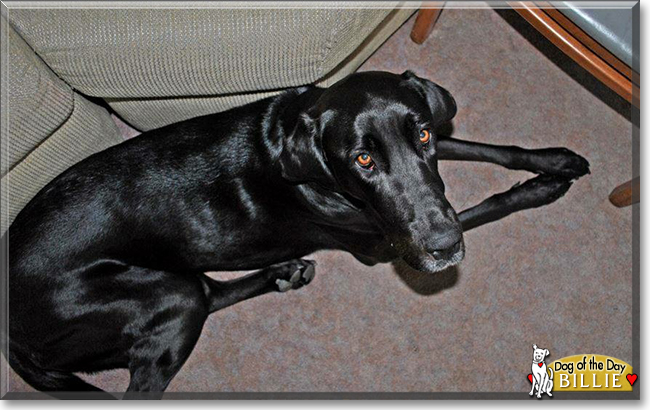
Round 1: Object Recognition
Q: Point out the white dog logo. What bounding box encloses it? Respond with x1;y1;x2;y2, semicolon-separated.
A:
529;344;554;398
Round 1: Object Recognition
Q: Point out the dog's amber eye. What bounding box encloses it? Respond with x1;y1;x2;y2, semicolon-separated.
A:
420;129;431;144
356;153;374;169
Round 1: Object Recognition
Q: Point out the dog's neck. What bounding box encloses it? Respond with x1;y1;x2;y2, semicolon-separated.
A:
284;182;379;236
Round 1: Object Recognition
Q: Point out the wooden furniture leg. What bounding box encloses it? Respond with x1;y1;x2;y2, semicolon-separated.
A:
410;3;445;44
609;177;640;207
509;1;638;107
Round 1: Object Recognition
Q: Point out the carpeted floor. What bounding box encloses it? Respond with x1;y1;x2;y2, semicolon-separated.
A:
8;8;634;394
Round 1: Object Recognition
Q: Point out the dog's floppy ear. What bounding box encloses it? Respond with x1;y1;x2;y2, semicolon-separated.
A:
545;349;549;357
533;344;537;350
402;70;457;126
278;112;337;190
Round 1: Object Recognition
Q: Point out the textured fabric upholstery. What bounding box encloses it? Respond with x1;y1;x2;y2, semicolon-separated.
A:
106;91;281;132
1;93;124;234
2;20;74;177
2;15;123;234
9;5;399;98
8;4;413;130
104;7;415;130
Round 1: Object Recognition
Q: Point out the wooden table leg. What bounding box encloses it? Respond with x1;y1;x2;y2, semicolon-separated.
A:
609;177;640;207
410;3;445;44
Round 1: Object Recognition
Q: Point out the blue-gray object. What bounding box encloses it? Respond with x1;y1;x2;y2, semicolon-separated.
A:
553;1;637;71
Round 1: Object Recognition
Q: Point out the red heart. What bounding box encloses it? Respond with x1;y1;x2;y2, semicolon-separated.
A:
528;374;533;383
538;363;543;367
626;374;637;386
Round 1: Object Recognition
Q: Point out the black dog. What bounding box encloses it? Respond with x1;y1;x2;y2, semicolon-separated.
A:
5;71;589;397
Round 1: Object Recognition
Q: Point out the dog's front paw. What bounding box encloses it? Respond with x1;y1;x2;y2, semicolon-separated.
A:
509;174;573;208
270;259;316;292
532;147;590;179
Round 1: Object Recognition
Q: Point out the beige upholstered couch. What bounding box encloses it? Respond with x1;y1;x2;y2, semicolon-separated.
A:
1;3;415;233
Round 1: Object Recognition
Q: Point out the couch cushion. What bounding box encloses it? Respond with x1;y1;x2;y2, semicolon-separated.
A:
2;18;74;177
1;93;124;234
103;7;415;130
8;4;401;100
107;91;281;131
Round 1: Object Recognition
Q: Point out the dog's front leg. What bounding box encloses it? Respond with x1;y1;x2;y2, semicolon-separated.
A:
201;259;316;313
458;174;575;231
437;137;590;178
537;372;548;399
529;375;538;396
437;137;590;232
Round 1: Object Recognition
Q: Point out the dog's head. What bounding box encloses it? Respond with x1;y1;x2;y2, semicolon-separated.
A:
279;71;463;273
532;344;550;363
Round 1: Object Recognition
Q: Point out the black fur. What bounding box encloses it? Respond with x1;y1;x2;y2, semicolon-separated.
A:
5;71;589;397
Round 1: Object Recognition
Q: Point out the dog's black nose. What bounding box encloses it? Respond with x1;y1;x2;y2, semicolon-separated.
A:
431;239;462;260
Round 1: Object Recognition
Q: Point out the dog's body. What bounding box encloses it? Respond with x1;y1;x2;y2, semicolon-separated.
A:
530;344;554;398
5;71;588;397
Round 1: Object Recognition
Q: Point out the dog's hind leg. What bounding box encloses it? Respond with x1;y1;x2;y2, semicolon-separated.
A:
458;174;574;231
123;260;316;398
124;317;204;399
437;137;590;179
546;370;554;397
8;345;116;399
201;259;316;313
545;381;553;397
124;277;209;399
